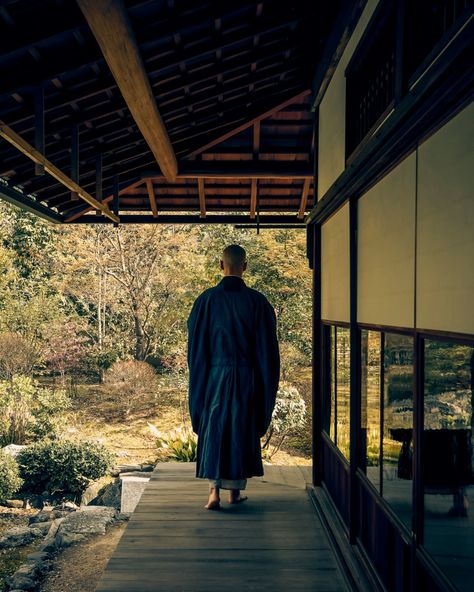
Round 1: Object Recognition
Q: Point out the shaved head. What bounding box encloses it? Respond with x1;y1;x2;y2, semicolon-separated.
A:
221;244;247;276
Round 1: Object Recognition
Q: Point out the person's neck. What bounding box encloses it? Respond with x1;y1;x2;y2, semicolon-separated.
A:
223;272;243;278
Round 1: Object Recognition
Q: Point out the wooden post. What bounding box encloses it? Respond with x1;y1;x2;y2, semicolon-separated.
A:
146;179;158;217
34;86;45;176
112;173;119;228
198;178;206;218
95;153;102;216
349;195;360;544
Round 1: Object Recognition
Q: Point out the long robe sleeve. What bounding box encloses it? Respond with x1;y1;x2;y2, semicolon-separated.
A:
187;295;209;433
254;297;280;436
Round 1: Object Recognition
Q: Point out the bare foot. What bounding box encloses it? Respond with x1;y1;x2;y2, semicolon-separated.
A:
205;488;221;510
229;489;248;504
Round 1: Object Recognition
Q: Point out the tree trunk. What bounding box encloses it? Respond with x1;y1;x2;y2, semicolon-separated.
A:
134;307;146;361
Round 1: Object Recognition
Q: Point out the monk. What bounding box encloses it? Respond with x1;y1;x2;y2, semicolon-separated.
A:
187;244;280;510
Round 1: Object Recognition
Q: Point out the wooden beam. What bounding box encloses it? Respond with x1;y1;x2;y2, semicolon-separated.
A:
198;178;206;218
68;214;303;225
297;178;311;219
77;0;177;182
250;179;257;219
0;181;63;224
146;178;158;217
0;119;119;222
184;89;311;159
144;162;314;179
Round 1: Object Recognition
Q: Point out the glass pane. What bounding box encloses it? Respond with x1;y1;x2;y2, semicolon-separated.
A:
361;330;382;490
336;327;350;460
423;340;474;592
329;325;336;443
383;333;414;529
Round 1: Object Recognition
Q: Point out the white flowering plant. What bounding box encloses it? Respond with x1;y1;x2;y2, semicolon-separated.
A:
262;383;307;460
148;423;198;462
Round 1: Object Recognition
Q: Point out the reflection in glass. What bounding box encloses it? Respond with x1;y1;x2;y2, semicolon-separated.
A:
423;340;474;592
361;330;382;490
383;333;413;529
336;327;350;460
329;326;336;443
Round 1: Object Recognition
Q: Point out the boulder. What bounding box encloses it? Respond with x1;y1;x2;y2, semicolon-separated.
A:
54;532;85;548
52;501;78;512
6;574;37;590
0;526;41;549
56;506;117;538
81;480;103;506
140;464;155;472
29;521;54;536
2;444;26;458
29;511;51;525
96;480;121;509
5;499;24;509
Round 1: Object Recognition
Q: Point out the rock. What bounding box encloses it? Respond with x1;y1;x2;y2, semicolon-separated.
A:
29;511;52;525
116;512;131;521
29;521;53;536
120;475;150;513
2;444;26;458
6;574;37;590
26;551;51;562
115;450;131;457
5;499;24;509
52;501;78;512
97;480;121;509
37;540;56;554
140;464;155;472
81;480;103;506
113;464;142;474
56;506;117;538
0;526;41;549
54;531;85;548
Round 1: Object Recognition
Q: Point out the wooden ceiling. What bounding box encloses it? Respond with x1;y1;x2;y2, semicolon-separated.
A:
0;0;342;224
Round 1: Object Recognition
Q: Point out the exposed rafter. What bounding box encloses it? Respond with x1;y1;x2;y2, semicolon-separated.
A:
250;179;258;219
146;179;158;218
198;178;206;218
298;178;311;219
0;120;119;222
183;90;311;159
77;0;178;182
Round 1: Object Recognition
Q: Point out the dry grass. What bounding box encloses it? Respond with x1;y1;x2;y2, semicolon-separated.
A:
61;375;311;466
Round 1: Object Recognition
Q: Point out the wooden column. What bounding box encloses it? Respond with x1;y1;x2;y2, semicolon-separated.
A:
146;179;158;217
198;178;206;218
348;195;360;544
34;86;44;176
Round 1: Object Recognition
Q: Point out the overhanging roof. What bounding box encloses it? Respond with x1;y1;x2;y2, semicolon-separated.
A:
0;0;344;224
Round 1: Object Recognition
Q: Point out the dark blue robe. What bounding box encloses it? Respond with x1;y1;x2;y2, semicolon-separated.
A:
187;276;280;480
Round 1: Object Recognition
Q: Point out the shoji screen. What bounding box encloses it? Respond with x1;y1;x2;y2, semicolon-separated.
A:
321;203;350;322
416;104;474;335
357;153;416;328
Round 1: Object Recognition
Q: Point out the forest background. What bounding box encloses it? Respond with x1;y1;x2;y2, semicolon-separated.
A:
0;203;312;465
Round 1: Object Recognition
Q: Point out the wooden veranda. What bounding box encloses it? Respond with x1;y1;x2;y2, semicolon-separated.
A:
96;463;352;592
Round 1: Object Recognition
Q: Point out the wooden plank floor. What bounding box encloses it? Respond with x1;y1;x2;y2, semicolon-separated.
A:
97;463;349;592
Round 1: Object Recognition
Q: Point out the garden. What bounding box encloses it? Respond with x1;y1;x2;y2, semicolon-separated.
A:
0;202;313;590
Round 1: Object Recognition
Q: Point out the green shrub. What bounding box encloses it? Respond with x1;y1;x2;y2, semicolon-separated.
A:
0;451;23;502
17;440;113;499
0;376;70;445
148;423;197;462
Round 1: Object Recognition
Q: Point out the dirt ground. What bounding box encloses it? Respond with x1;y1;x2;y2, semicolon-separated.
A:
40;522;127;592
